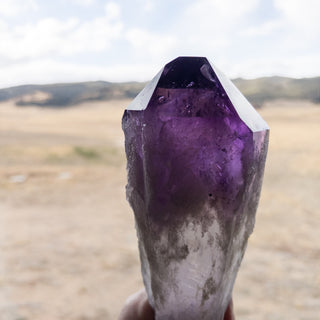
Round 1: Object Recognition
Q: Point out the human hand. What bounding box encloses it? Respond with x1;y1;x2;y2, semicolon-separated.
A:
118;289;235;320
119;289;154;320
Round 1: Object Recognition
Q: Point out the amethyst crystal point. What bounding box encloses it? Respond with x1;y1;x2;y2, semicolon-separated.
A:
122;57;269;320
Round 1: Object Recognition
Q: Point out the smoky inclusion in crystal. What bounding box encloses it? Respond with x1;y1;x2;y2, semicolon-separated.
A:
122;57;269;320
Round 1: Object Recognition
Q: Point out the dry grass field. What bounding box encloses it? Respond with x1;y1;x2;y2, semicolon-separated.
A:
0;99;319;319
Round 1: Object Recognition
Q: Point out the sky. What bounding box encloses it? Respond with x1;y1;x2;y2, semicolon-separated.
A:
0;0;319;88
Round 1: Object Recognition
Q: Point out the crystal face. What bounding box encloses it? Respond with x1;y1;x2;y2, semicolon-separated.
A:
122;57;269;320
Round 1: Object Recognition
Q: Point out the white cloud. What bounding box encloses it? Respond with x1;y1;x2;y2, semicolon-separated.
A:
62;16;123;54
206;0;259;18
105;2;121;20
0;0;38;17
124;0;247;62
0;11;123;60
126;28;177;59
170;0;320;79
0;59;158;88
241;20;283;37
272;0;320;52
173;0;259;53
274;0;320;31
224;55;320;79
274;0;320;47
180;0;259;26
139;0;155;12
69;0;96;6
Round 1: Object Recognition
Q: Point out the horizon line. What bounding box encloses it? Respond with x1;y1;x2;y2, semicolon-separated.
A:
1;74;320;90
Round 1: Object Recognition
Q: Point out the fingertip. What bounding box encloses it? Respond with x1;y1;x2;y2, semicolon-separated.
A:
119;290;141;320
137;292;155;319
224;298;235;320
119;289;154;320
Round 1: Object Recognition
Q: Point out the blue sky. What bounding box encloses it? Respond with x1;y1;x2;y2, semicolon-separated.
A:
0;0;319;88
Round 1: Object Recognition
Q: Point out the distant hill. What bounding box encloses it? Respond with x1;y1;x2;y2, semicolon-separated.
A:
0;81;144;107
233;76;320;107
0;76;319;108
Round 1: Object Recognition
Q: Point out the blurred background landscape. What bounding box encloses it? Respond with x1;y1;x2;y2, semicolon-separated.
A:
1;78;319;320
1;0;320;319
1;76;320;108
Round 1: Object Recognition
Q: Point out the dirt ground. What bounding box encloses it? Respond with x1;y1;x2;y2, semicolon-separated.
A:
0;99;319;320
